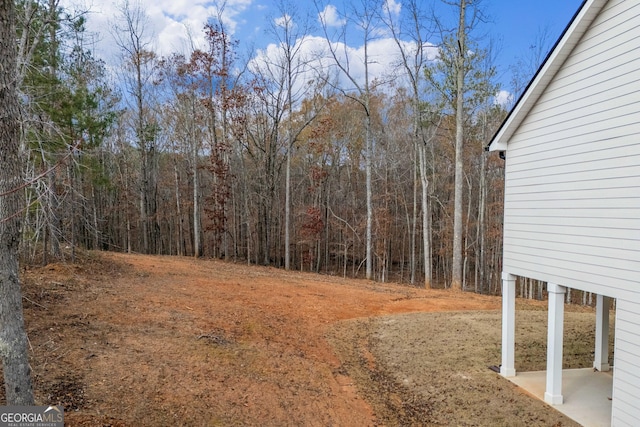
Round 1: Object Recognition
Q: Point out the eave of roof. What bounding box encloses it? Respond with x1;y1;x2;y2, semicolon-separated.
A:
487;0;608;152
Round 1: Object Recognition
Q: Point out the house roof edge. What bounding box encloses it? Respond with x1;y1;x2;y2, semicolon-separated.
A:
487;0;608;152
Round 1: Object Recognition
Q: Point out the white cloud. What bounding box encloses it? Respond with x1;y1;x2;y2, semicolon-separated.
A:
384;0;401;16
494;90;513;107
274;14;292;29
60;0;253;62
250;35;325;99
318;5;346;28
250;32;439;99
58;0;439;99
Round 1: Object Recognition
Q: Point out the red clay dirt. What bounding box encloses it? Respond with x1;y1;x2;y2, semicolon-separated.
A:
19;251;500;425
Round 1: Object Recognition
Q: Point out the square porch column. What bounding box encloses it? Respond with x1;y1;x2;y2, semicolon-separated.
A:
545;282;566;405
501;272;516;377
593;294;611;372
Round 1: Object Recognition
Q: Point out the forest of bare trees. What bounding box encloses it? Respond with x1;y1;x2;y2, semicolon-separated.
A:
11;0;528;294
0;0;606;405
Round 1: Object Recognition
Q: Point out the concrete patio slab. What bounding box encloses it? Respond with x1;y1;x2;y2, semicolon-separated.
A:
507;368;613;427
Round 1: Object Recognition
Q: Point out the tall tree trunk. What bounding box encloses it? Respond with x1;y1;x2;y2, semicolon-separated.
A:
125;171;132;253
285;128;291;270
365;111;373;280
47;156;63;260
411;144;418;285
192;132;201;258
46;0;61;260
137;58;149;253
113;1;157;254
68;162;77;262
284;42;293;270
451;0;466;291
174;160;184;256
418;143;432;288
92;186;100;249
140;164;148;252
0;0;35;405
362;11;373;281
478;149;487;293
148;147;159;254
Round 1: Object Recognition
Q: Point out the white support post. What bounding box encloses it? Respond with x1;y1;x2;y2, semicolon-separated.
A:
501;272;516;377
545;283;566;405
594;294;611;372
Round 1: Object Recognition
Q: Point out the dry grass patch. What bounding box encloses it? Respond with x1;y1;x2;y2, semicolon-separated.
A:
329;308;613;426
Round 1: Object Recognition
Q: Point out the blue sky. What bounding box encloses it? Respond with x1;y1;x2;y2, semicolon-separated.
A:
239;0;584;86
485;1;584;83
63;0;586;98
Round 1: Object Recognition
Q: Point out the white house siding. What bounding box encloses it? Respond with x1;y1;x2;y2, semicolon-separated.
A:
502;0;640;300
612;299;640;425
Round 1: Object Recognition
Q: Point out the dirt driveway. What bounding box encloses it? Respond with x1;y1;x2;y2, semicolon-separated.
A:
17;252;583;426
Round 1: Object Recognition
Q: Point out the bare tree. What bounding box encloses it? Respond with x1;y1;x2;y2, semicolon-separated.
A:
158;51;203;257
196;12;242;259
316;0;385;280
0;0;35;405
271;1;307;271
266;0;327;270
508;25;554;107
112;0;160;254
426;0;488;290
381;0;438;287
451;0;468;291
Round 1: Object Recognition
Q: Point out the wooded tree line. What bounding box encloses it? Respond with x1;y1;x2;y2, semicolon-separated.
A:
13;0;529;294
2;0;600;406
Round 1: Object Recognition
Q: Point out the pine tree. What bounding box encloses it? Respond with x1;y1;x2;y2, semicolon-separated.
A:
0;0;35;406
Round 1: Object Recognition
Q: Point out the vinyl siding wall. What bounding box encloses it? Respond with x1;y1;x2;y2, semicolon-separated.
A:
503;0;640;300
612;299;640;425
